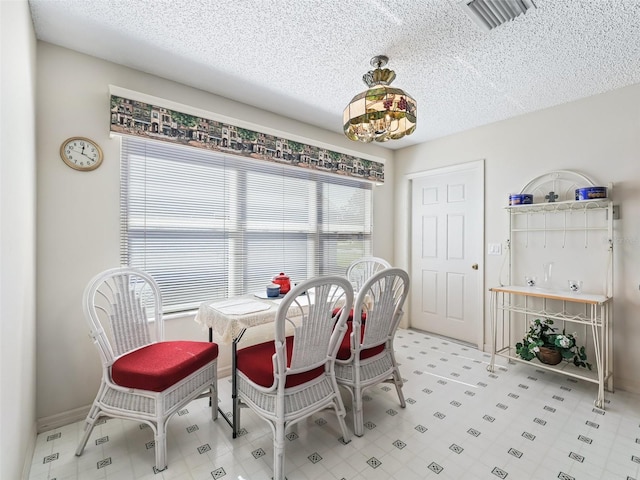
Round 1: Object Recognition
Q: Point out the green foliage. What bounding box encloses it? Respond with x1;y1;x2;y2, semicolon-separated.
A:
287;140;304;153
171;111;198;127
237;128;258;142
515;318;592;370
328;151;341;162
111;96;122;109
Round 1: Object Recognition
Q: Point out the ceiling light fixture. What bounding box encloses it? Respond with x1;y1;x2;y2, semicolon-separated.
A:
343;55;417;143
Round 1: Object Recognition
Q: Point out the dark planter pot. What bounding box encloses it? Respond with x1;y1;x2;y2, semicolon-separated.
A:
536;346;562;365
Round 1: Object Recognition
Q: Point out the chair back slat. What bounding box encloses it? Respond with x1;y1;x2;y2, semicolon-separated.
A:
346;257;391;292
356;268;410;351
83;267;163;364
276;277;353;377
110;273;153;356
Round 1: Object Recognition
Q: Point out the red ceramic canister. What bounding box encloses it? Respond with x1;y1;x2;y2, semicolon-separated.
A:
273;272;291;294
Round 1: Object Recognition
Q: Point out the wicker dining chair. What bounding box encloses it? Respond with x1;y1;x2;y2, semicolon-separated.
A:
338;257;393;322
346;256;391;293
75;267;219;472
235;275;354;480
335;267;410;436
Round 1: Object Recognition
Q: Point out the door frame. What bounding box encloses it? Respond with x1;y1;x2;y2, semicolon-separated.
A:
406;159;485;349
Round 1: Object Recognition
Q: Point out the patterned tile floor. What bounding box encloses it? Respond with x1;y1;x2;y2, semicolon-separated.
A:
30;329;640;480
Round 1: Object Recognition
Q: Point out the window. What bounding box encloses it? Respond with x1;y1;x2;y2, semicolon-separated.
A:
120;136;373;313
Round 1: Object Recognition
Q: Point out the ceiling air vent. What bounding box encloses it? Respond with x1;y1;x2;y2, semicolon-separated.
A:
459;0;537;31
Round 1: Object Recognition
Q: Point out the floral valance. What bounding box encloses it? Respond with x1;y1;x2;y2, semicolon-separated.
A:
109;94;385;183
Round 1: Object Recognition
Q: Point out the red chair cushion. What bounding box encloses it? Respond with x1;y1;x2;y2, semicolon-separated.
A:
336;321;385;361
332;307;367;323
112;341;218;392
236;336;325;388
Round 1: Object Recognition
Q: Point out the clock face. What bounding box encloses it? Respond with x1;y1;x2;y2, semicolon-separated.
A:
60;137;103;171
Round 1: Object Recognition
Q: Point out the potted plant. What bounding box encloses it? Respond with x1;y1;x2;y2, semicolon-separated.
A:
515;318;592;370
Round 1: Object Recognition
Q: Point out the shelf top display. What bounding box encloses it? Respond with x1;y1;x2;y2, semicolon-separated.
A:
505;197;610;213
508;170;611;207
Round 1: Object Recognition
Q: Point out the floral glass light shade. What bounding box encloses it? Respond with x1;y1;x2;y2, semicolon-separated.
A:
343;55;417;143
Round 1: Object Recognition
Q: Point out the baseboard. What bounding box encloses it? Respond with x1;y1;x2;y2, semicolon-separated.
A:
218;365;232;379
614;376;640;396
37;405;90;433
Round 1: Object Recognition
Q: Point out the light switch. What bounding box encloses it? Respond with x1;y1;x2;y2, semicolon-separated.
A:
488;243;502;255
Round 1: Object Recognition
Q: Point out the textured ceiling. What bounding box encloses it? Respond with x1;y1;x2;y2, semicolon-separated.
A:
28;0;640;150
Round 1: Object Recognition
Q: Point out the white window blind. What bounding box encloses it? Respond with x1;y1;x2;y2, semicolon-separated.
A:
120;136;373;313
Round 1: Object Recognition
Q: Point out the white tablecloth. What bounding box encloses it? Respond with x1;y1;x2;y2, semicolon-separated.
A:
194;295;282;344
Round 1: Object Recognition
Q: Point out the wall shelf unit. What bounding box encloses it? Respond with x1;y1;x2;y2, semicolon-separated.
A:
488;171;614;408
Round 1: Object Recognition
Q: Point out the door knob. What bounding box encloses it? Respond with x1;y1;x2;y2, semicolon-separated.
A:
472;263;479;270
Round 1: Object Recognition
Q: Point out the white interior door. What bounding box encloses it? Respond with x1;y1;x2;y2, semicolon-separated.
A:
410;161;484;346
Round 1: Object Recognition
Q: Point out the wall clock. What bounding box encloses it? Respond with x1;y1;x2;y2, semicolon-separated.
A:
60;137;103;171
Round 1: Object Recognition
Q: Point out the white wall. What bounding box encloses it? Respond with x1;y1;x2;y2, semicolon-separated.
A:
0;0;37;477
394;84;640;394
35;42;395;426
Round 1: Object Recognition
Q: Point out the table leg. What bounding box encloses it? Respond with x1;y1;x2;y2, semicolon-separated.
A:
231;328;246;438
209;327;234;430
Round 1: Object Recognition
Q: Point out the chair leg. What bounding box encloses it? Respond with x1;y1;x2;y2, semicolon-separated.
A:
273;421;286;480
154;421;168;472
75;395;103;456
331;379;351;443
352;386;364;437
210;383;218;421
392;368;406;408
75;417;97;456
334;400;351;444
